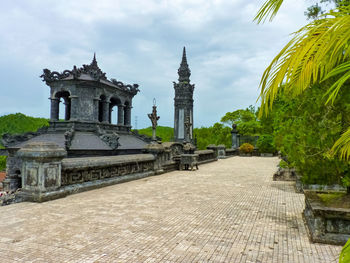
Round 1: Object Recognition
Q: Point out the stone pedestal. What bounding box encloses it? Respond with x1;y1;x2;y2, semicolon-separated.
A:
217;144;226;159
17;142;66;202
180;154;198;171
206;145;218;158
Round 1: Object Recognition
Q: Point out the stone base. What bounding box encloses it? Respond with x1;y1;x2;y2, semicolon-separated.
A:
239;153;252;157
19;171;155;203
2;177;21;192
260;153;274;157
303;190;350;245
273;168;295;181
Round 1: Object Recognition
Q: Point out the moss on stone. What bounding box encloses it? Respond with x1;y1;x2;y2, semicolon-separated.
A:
317;192;350;209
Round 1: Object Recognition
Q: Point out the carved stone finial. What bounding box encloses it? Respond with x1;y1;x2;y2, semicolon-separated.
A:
178;46;191;83
148;101;160;141
91;52;98;67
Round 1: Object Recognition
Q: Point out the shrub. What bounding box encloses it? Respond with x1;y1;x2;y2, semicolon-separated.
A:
0;156;7;171
279;160;289;169
239;143;254;154
256;134;275;153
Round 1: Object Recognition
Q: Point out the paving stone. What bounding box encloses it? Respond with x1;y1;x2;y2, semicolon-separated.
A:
0;157;342;262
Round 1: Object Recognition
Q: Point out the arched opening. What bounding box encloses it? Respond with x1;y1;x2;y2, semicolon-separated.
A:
98;95;106;122
109;97;121;124
55;91;71;121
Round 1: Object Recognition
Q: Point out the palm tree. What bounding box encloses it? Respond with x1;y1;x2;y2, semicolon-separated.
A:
254;0;350;160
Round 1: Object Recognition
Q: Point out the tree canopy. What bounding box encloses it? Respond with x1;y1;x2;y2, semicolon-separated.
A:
255;0;350;160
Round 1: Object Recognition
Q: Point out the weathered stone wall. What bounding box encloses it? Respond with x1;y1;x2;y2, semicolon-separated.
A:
194;150;217;164
303;190;350;245
61;154;155;186
225;148;238;157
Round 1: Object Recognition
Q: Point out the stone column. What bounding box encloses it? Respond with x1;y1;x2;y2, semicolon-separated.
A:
69;95;79;121
93;97;100;122
64;100;71;121
124;106;132;126
102;101;110;123
118;105;124;125
17;142;67;202
50;98;59;121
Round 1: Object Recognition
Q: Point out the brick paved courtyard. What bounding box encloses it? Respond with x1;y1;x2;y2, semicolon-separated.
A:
0;157;342;262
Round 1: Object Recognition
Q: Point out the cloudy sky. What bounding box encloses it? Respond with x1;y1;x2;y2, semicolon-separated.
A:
0;0;314;128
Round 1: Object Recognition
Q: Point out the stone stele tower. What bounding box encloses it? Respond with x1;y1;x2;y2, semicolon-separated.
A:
173;47;195;143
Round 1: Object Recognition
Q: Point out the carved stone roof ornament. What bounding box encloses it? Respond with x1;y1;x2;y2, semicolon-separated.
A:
40;54;140;96
178;47;191;83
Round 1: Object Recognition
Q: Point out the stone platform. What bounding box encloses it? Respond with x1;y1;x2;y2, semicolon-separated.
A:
0;157;341;262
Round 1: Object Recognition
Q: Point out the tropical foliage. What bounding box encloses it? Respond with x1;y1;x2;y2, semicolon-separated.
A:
256;134;275;153
220;106;261;135
269;84;349;185
255;0;350;160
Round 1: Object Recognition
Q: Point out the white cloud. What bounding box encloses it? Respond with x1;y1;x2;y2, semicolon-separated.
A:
0;0;310;128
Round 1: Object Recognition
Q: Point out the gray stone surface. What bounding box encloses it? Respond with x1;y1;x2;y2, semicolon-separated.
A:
0;157;341;262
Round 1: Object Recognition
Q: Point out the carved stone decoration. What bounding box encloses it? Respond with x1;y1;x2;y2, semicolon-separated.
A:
64;124;75;150
147;100;160;141
111;79;140;95
95;126;120;150
100;133;120;150
178;47;191;82
184;116;192;142
80;53;107;81
40;53;107;83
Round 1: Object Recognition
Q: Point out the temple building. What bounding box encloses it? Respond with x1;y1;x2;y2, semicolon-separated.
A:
173;47;195;143
2;55;148;190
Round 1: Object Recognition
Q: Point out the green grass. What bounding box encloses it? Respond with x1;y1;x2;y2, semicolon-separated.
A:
136;126;174;142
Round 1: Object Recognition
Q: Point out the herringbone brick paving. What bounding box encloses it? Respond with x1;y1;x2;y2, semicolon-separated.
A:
0;157;342;262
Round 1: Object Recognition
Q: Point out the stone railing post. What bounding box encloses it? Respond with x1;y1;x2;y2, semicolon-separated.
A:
206;144;218;158
143;143;165;174
217;144;226;159
17;142;67;202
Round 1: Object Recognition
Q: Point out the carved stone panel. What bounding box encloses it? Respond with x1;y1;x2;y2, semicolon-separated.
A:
44;165;59;188
26;167;39;187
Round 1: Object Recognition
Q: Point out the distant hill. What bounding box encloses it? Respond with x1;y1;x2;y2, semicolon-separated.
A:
136;126;174;142
0;113;49;170
0;113;49;145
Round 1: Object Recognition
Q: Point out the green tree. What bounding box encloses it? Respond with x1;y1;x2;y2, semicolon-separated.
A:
220;106;261;135
255;0;350;160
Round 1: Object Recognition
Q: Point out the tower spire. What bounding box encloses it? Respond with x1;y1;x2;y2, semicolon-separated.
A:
178;46;191;82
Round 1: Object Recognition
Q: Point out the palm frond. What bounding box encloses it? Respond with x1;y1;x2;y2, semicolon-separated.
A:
331;128;350;160
258;6;350;116
254;0;284;24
